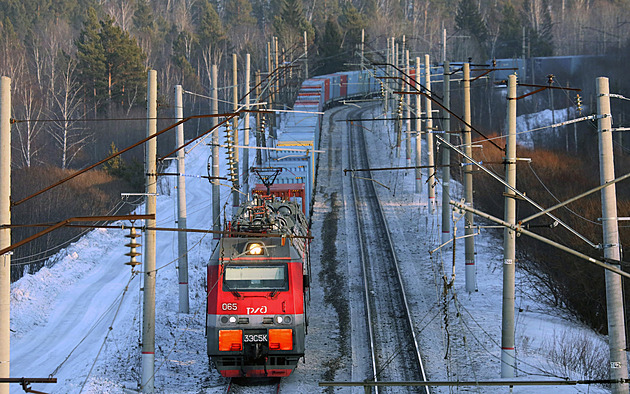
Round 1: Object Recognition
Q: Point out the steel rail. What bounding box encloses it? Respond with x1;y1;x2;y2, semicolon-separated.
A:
347;105;429;392
347;108;379;391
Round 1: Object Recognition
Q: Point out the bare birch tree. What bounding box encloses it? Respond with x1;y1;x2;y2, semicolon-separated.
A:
48;54;89;169
14;82;45;168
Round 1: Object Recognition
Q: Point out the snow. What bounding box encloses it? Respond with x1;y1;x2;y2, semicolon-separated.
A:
516;107;577;149
9;102;613;393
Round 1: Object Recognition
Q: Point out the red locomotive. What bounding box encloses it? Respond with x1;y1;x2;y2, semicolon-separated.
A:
206;192;310;378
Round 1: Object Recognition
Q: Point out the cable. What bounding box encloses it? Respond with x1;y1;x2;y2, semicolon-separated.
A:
49;272;139;378
11;199;140;266
452;296;569;379
79;271;138;393
526;161;602;225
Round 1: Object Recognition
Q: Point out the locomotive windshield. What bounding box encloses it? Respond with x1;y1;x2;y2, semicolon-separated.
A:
223;264;288;291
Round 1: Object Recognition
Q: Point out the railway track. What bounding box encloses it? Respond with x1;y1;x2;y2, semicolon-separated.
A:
225;377;281;394
347;106;430;393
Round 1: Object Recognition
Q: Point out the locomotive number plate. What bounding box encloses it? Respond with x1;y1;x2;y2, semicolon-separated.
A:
243;334;268;343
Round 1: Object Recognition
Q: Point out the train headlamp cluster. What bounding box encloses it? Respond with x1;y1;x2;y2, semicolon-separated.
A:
221;316;238;324
219;315;292;325
246;242;264;255
275;315;292;324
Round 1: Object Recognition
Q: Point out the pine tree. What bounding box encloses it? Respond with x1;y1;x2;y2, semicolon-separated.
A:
225;0;257;28
273;0;314;49
339;3;367;53
76;9;147;115
76;7;107;116
496;1;522;58
172;31;200;87
133;0;154;33
99;16;147;112
522;0;553;56
319;16;343;74
195;0;226;47
456;0;488;43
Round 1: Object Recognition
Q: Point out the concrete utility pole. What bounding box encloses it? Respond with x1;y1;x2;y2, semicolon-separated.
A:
405;50;412;167
211;65;221;241
415;57;422;194
384;40;390;114
232;54;240;215
243;54;251;200
462;63;477;292
401;35;405;72
267;40;273;134
391;37;396;112
441;61;451;245
274;37;279;109
0;76;11;394
255;71;264;166
501;74;517;378
142;69;158;393
304;31;309;79
596;77;629;394
424;54;436;212
174;85;189;314
360;29;365;70
442;28;447;63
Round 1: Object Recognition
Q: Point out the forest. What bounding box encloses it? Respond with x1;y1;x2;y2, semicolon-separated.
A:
2;0;630;334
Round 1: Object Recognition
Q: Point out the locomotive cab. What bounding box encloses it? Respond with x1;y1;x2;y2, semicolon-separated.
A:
206;199;309;378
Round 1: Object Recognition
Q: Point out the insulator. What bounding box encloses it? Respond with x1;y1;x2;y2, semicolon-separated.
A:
124;226;141;267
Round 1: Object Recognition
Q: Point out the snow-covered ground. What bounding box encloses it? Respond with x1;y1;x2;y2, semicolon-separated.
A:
9;102;611;393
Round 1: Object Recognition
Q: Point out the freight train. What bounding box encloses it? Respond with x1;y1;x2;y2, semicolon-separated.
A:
206;70;382;378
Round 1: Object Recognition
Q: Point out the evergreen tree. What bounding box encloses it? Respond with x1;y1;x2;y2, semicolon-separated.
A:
496;2;522;58
273;0;314;49
318;16;343;74
133;0;154;33
195;0;226;47
455;0;488;58
172;31;200;87
225;0;257;28
522;0;553;56
534;0;553;56
339;3;367;54
455;0;488;45
76;8;107;116
76;9;146;115
99;16;147;111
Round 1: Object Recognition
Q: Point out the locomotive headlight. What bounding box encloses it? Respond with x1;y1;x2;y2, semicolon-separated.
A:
247;242;264;255
229;316;237;324
275;315;292;324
